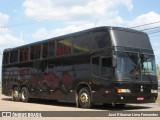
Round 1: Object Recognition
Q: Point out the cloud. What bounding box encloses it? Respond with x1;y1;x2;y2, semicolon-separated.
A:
119;0;133;11
23;0;133;24
0;12;25;49
0;33;25;48
32;28;48;40
31;10;160;41
0;12;9;25
32;11;160;41
128;11;160;29
26;0;133;40
32;23;95;40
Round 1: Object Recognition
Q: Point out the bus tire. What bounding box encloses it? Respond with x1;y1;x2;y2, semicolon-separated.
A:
114;104;126;108
21;87;29;102
12;87;20;102
78;87;92;108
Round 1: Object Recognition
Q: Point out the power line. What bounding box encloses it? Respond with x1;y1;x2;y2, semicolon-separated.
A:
148;30;160;35
141;26;160;31
130;20;160;28
6;0;113;28
128;21;160;35
34;0;113;22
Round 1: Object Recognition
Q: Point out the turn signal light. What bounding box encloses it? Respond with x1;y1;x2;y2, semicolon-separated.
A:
117;88;131;93
151;89;158;93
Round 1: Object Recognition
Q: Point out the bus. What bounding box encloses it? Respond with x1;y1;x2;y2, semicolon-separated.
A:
2;26;158;108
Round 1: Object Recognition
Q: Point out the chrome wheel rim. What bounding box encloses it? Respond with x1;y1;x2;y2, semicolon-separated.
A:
80;93;88;103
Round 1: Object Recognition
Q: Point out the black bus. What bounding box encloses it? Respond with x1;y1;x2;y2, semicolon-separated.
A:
2;26;158;108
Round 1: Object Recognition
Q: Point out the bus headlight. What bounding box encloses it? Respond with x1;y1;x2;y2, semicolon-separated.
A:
117;88;131;93
151;89;158;93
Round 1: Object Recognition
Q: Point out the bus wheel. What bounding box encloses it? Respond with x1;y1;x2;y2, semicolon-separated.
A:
114;104;126;108
21;87;29;102
78;87;92;108
12;87;20;101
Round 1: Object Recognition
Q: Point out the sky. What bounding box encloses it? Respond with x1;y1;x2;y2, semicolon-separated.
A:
0;0;160;78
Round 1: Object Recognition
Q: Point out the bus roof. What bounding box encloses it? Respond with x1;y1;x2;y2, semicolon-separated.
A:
3;26;147;52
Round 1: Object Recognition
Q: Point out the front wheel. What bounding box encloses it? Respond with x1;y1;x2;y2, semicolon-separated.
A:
78;87;92;108
21;87;29;102
114;104;126;108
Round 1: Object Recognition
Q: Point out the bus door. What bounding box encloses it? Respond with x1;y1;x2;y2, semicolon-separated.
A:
53;57;74;101
43;60;58;96
34;60;56;98
29;60;42;97
52;58;65;100
91;54;114;103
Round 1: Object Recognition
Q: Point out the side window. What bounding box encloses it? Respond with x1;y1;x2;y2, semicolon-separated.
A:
35;45;41;59
10;50;18;63
92;31;110;51
3;52;9;64
57;38;71;56
30;44;41;60
10;52;14;63
42;42;55;58
42;43;48;58
92;57;100;76
92;56;113;77
101;57;113;76
48;42;55;57
73;33;91;53
64;39;72;55
57;41;63;56
20;47;29;62
30;46;35;60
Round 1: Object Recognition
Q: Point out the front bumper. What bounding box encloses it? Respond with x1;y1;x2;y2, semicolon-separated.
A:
114;93;158;104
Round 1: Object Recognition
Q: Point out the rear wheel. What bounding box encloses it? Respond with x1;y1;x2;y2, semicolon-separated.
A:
21;87;29;102
12;87;20;101
78;87;92;108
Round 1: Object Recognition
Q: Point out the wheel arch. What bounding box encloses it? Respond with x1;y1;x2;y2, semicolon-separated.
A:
75;82;93;106
12;84;19;91
76;82;92;94
20;84;28;90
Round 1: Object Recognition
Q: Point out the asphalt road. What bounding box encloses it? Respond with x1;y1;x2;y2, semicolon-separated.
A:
0;94;160;120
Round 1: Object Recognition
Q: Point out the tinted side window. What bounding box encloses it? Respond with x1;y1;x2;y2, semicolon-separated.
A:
57;39;71;56
3;52;9;64
92;31;110;50
73;33;91;53
101;57;112;76
64;39;72;55
48;42;55;57
42;43;48;58
30;46;35;60
92;57;99;76
20;48;29;62
35;45;41;59
10;50;18;63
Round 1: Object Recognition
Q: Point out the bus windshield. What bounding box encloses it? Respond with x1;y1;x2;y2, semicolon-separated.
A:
116;52;156;76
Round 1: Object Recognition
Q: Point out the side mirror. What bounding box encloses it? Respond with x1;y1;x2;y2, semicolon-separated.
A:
112;55;117;67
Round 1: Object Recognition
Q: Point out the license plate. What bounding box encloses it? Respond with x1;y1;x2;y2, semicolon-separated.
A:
137;97;144;100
